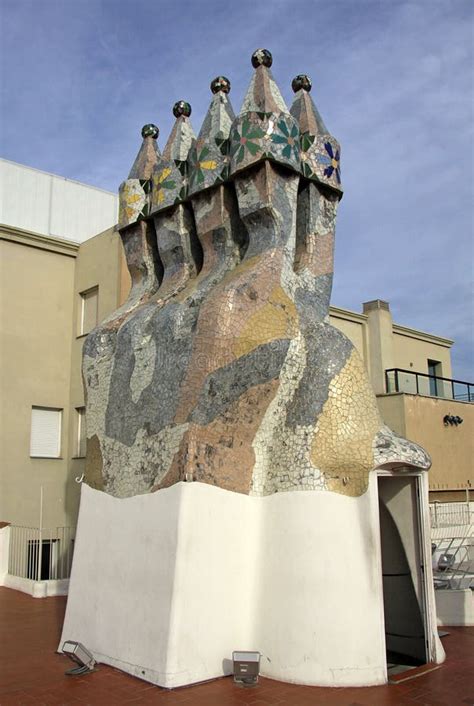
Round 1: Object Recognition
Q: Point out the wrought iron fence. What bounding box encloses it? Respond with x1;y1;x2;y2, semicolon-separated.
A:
385;368;473;402
8;526;75;581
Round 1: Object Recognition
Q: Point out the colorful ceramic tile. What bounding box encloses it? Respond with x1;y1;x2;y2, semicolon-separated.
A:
118;125;160;229
300;134;343;192
150;108;195;215
290;81;343;194
118;178;150;228
188;81;235;197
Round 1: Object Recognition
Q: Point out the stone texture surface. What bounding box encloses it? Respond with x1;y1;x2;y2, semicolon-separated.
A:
83;52;430;498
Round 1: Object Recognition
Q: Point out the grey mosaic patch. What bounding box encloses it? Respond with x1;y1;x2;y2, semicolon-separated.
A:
286;323;353;428
191;339;291;425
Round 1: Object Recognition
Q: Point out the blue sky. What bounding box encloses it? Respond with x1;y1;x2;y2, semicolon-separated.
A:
1;0;473;380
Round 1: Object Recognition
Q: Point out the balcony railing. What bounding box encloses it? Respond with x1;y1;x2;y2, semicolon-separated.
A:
385;368;473;402
8;525;75;581
430;502;473;529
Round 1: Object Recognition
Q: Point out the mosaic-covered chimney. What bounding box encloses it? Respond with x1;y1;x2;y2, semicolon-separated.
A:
83;49;430;498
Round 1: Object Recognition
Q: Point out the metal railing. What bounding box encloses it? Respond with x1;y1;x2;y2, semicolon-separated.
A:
385;368;473;402
432;534;474;590
430;502;473;529
430;502;473;590
8;526;75;581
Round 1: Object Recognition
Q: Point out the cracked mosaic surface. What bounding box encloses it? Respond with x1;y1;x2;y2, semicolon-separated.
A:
83;53;430;498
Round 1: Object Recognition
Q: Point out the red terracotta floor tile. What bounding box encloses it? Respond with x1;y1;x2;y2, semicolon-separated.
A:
1;587;473;706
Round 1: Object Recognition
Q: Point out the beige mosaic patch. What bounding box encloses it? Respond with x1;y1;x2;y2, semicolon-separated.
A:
233;285;298;358
310;349;383;497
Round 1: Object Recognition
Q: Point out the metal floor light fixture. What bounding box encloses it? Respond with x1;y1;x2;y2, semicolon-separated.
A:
232;651;260;686
62;641;96;675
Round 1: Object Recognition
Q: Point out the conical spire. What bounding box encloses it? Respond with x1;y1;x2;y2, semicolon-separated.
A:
229;49;300;177
290;75;343;195
188;76;235;196
128;123;161;179
290;75;328;135
162;101;195;161
240;49;288;114
150;102;196;215
118;124;161;229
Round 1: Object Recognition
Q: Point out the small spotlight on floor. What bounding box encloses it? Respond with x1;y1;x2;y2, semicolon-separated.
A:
232;650;260;686
62;641;96;675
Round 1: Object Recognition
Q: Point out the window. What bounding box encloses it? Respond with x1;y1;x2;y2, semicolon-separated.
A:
428;359;442;396
75;407;87;458
30;407;62;458
79;286;98;335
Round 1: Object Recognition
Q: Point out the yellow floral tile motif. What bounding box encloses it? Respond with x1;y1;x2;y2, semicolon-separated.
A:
233;286;298;358
198;160;217;170
310;349;383;497
118;179;147;228
153;167;175;205
158;167;172;182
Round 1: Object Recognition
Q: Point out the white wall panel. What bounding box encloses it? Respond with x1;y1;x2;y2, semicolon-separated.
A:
1;160;51;235
1;159;118;243
50;177;117;242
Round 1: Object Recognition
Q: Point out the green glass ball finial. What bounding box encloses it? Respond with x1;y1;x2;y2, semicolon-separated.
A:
292;74;312;93
251;48;273;68
141;124;159;139
173;101;192;118
210;76;231;94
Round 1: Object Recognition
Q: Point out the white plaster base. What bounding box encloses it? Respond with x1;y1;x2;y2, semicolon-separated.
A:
0;525;10;586
2;575;70;597
436;589;474;626
61;481;442;689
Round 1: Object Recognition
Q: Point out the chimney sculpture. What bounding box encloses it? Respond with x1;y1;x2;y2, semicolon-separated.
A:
65;50;443;690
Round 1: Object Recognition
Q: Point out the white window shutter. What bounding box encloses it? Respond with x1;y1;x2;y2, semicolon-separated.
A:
76;407;87;457
80;287;98;335
30;407;62;457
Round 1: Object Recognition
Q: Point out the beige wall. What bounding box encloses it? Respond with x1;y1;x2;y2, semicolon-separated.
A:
404;395;473;493
69;226;124;407
377;393;473;497
376;393;407;437
393;329;453;380
329;308;367;362
0;236;76;527
67;227;126;523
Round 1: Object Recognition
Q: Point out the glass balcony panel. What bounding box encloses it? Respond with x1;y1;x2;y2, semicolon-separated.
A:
386;370;396;393
452;381;470;402
437;379;453;399
417;376;431;396
398;372;418;394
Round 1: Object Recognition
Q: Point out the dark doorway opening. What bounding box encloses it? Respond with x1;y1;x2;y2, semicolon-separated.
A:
27;539;58;580
378;476;428;676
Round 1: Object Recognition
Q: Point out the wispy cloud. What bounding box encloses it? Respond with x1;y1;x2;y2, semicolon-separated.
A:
1;0;472;378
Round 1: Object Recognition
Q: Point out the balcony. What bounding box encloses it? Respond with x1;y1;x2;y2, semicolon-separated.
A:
385;368;473;402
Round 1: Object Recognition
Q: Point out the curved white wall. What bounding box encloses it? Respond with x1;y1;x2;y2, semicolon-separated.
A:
61;480;443;688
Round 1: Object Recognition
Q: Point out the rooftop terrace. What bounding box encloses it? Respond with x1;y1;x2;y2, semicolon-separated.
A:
1;587;473;706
